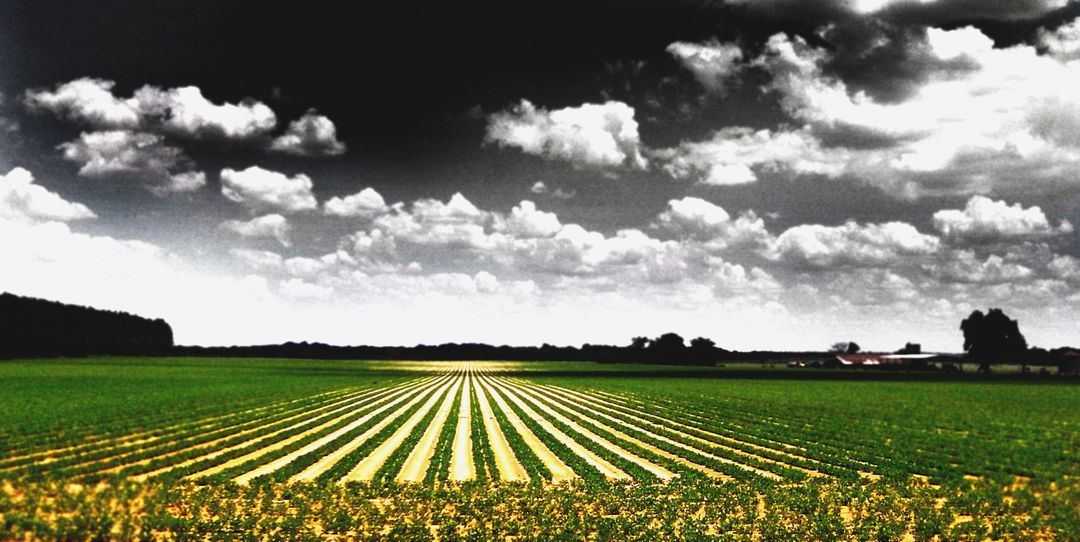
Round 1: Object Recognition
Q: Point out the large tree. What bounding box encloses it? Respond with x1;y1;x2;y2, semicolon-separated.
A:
960;308;1027;370
829;341;860;354
650;332;686;352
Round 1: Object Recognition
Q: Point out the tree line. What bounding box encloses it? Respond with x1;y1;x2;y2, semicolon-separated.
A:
2;293;1076;372
0;293;173;358
175;332;739;366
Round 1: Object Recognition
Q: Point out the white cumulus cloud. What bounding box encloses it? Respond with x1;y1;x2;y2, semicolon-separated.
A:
486;99;648;169
0;167;96;223
925;251;1035;284
324;187;389;218
24;78;141;128
270;110;346;156
932;196;1074;242
496;200;562;238
654;127;848;185
667;40;744;93
220;166;318;213
741;28;1080;197
655;24;1080;198
59;130;181;177
167;171;207;193
27;78;278;140
131;85;276;139
770;220;941;268
57;130;206;195
220;214;291;247
654;197;770;249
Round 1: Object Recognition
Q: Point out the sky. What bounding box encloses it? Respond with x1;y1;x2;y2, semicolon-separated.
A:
2;0;1080;351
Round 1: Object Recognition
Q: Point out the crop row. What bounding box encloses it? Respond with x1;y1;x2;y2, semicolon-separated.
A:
8;364;881;487
27;362;1055;488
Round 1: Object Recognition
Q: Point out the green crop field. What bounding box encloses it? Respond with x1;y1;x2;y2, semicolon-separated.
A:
1;357;1078;541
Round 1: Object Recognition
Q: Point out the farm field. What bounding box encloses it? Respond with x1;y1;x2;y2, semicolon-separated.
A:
1;358;1078;541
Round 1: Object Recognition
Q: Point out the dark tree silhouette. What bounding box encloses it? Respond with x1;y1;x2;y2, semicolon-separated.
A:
690;337;716;350
829;341;859;353
646;332;686;365
650;332;685;350
896;342;921;354
630;336;650;349
0;292;173;358
961;308;1027;371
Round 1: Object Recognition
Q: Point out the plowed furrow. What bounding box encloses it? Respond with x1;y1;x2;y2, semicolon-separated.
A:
340;377;457;482
0;388;352;466
477;378;576;483
476;376;630;481
542;384;827;478
290;376;454;483
396;377;463;483
502;379;727;481
188;376;441;482
450;372;475;482
99;388;377;477
472;372;528;482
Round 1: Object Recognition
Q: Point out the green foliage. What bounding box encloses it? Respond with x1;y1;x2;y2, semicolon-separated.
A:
1;358;1078;541
0;357;413;452
1;476;1077;542
371;385;455;482
485;381;607;483
479;383;551;483
313;386;437;483
543;374;1080;483
425;383;462;484
468;382;496;483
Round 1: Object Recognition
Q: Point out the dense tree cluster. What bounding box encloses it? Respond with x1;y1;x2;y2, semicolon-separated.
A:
0;293;173;358
829;342;860;354
961;309;1028;370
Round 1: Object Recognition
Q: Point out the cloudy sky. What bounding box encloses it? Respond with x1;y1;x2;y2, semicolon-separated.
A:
2;0;1080;351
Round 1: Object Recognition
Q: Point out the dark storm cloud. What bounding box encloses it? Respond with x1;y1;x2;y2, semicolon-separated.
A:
818;18;981;104
716;0;1071;25
813;121;921;149
879;0;1071;24
712;0;857;25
